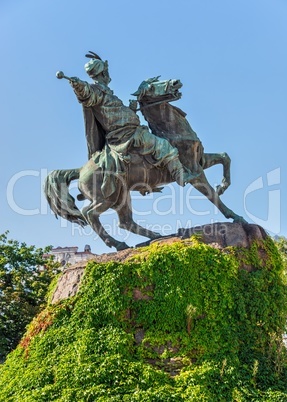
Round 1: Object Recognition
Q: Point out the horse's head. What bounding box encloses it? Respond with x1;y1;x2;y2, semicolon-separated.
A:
132;76;182;104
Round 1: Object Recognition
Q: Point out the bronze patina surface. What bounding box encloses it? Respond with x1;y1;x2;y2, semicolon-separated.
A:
45;52;245;251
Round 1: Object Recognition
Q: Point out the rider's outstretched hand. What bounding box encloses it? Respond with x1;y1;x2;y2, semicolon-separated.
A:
69;77;85;89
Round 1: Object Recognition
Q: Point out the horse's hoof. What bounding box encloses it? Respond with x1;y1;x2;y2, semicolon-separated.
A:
216;185;224;196
116;242;130;251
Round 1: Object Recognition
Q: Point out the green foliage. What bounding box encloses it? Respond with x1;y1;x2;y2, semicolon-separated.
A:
0;236;287;401
0;232;60;362
275;236;287;271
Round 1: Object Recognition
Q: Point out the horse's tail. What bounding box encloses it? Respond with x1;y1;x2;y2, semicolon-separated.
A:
44;169;87;227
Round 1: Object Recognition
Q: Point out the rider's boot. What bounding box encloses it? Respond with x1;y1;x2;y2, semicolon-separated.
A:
166;157;194;186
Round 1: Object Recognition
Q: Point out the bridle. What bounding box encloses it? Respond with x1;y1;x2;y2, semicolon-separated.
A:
136;94;181;112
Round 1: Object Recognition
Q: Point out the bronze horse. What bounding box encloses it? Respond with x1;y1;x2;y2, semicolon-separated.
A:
44;77;245;251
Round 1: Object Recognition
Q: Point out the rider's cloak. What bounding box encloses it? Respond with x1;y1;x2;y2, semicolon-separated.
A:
82;106;106;159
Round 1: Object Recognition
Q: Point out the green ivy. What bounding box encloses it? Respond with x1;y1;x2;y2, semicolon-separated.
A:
0;236;287;401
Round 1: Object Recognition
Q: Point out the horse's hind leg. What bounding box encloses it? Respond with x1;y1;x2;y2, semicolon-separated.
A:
79;165;130;251
202;153;231;195
116;193;162;240
82;202;129;251
190;172;246;223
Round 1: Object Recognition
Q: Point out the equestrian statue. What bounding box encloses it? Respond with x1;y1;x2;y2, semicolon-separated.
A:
44;51;246;251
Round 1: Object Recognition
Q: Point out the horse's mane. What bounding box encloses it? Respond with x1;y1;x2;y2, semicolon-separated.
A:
139;99;200;142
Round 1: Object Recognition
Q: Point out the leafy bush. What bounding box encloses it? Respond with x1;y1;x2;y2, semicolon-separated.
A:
0;236;286;401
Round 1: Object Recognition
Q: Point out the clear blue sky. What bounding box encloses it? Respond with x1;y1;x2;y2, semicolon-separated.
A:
1;0;286;254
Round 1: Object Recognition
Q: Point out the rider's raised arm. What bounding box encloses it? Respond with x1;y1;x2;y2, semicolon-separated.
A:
70;78;103;107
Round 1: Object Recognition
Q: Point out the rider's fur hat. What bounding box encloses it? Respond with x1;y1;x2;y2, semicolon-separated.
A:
85;51;108;77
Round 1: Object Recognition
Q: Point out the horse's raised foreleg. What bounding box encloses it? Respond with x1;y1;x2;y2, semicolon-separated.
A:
82;202;129;251
190;172;246;223
202;152;231;196
116;193;162;240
